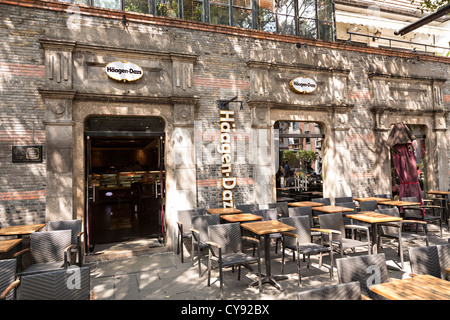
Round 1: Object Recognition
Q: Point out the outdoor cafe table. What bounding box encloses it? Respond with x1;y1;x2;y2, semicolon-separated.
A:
220;213;263;223
345;211;403;254
311;205;355;214
0;223;46;238
353;197;392;204
0;238;22;258
369;274;450;300
288;201;325;208
206;208;242;215
241;220;295;291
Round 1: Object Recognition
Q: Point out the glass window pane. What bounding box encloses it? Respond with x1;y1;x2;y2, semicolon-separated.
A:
259;7;276;32
278;14;295;35
93;0;121;10
298;0;316;19
210;4;230;26
233;8;252;28
183;0;204;21
234;0;251;8
276;0;295;16
211;0;229;5
298;18;316;38
317;0;332;21
318;20;333;41
156;0;179;17
125;0;150;14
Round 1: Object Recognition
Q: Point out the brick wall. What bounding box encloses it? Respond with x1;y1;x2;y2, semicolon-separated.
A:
0;0;449;228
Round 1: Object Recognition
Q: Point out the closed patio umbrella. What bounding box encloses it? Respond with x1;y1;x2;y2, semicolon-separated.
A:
386;123;423;205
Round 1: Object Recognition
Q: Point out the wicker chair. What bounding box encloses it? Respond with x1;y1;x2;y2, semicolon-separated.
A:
334;197;354;204
191;214;221;277
176;209;198;263
409;244;450;281
336;253;390;300
312;198;331;205
268;202;289;218
401;196;442;237
375;207;429;270
17;266;91;300
288;206;321;240
207;223;261;299
297;281;363;300
14;230;73;276
0;259;19;300
280;216;333;285
359;200;378;212
235;203;258;213
47;219;84;267
318;212;371;257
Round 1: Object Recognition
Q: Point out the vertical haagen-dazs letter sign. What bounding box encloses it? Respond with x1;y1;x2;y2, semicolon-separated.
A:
217;110;236;208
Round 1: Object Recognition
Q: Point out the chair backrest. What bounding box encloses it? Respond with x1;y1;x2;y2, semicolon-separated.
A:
375;207;401;235
254;208;278;221
409;244;450;280
400;197;420;216
176;210;197;231
280;216;311;247
335;197;353;204
359;200;378;211
191;214;220;244
17;266;91;300
297;281;362;300
337;202;357;213
312;198;331;205
48;219;82;245
374;194;391;199
268;202;288;217
208;223;242;255
288;206;313;227
30;230;72;264
318;212;345;235
336;253;390;299
0;259;17;300
235;203;258;213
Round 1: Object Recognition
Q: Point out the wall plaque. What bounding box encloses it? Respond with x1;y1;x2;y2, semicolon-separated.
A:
105;61;144;82
12;145;43;163
290;76;317;94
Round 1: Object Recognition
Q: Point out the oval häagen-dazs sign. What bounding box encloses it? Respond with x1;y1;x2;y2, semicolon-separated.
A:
290;76;317;94
105;61;144;82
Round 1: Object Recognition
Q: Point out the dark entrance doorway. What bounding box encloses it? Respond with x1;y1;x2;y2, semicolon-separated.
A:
84;116;165;251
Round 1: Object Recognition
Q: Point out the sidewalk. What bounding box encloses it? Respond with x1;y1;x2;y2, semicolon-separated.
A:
88;223;449;300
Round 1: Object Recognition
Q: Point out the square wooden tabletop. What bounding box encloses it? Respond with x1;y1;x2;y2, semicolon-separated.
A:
353;197;391;203
0;238;22;253
206;208;243;215
311;205;355;214
288;201;325;207
345;211;403;224
0;224;46;236
377;200;421;206
426;190;450;195
369;274;450;300
241;220;295;236
220;213;263;223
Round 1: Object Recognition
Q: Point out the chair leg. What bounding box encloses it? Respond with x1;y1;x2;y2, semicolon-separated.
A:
399;240;404;270
297;247;302;286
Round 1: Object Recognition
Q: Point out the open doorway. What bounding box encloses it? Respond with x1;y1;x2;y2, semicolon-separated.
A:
84;116;165;252
274;121;324;201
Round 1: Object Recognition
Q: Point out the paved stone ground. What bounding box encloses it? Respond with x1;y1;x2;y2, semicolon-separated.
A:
89;223;450;300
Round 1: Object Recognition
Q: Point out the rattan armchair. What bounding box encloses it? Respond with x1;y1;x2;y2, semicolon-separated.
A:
280;216;333;285
47;219;84;267
191;214;220;277
375;207;429;270
0;259;19;300
176;209;198;263
207;223;261;299
409;244;450;280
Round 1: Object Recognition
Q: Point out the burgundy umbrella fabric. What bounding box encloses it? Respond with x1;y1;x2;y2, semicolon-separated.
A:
392;143;423;205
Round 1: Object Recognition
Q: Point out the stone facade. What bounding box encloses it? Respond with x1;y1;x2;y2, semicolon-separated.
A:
0;0;449;250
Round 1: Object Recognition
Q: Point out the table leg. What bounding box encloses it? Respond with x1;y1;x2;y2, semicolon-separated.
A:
250;234;288;291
